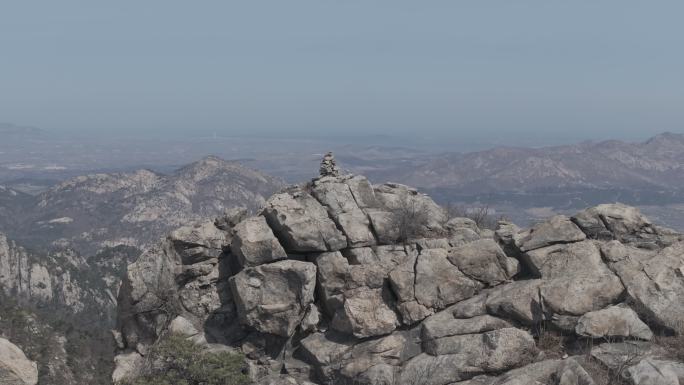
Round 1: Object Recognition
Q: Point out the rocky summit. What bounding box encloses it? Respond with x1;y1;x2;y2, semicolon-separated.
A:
113;170;684;385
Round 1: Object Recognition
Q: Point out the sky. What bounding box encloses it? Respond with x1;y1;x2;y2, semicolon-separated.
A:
1;1;683;146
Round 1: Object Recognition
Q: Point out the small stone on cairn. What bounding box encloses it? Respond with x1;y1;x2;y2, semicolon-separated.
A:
319;151;340;177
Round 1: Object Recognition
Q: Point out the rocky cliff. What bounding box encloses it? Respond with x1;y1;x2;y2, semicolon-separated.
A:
0;232;133;384
113;171;684;385
0;337;38;385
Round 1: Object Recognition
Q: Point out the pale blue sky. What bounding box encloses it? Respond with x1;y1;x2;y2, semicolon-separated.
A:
1;1;683;144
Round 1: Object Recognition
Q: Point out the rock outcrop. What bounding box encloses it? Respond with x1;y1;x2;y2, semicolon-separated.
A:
113;169;684;385
230;260;317;337
0;337;38;385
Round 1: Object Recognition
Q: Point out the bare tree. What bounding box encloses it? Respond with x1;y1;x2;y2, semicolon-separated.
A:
442;203;503;230
391;198;430;243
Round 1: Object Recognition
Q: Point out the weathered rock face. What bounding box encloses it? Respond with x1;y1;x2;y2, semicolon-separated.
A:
608;241;684;334
0;233;60;304
231;216;288;267
230;260;317;337
311;175;378;248
0;231;138;385
315;251;399;338
113;171;684;385
457;358;596;385
572;203;679;248
448;239;519;286
516;215;586;252
401;328;537;385
263;189;347;253
0;337;38;385
523;240;625;315
627;359;684;385
575;305;653;341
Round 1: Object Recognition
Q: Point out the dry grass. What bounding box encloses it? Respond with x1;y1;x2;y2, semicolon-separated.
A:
654;334;684;362
576;356;631;385
442;203;504;230
536;328;566;360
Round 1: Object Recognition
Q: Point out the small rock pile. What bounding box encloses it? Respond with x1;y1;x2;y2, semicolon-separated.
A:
319;152;339;177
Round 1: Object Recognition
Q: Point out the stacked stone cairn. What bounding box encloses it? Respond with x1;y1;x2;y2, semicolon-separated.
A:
319;152;340;177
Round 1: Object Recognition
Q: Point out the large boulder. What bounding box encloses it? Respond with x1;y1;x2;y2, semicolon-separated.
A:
230;260;317;337
516;215;586;252
263;189;347;253
388;250;434;325
609;241;684;334
299;330;420;385
590;341;669;372
314;252;385;310
626;359;684;385
336;330;421;384
456;359;595;385
485;280;544;325
313;251;400;338
399;328;536;385
311;176;377;247
231;216;288;267
0;338;38;385
421;314;513;342
448;239;519;286
373;183;446;236
575;305;653;341
414;248;482;310
118;239;180;350
524;241;624;315
423;327;536;357
169;219;229;264
388;247;482;323
299;332;354;380
572;203;676;248
178;261;241;341
112;351;143;384
331;287;400;338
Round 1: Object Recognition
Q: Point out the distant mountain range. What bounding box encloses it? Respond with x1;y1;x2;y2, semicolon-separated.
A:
0;156;283;253
369;132;684;193
0;122;45;137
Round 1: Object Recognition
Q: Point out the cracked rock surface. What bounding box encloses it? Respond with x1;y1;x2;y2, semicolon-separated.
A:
114;172;684;385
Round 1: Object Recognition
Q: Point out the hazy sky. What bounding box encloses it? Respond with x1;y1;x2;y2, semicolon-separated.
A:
1;1;683;145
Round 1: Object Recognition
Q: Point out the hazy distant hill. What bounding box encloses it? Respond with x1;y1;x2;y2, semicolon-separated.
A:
376;132;684;193
0;122;45;137
1;156;284;253
0;185;33;229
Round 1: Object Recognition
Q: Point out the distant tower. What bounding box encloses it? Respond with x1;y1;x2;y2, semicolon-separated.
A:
319;152;340;177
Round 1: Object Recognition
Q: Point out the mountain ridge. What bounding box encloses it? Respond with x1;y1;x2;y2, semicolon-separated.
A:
0;156;284;253
371;132;684;193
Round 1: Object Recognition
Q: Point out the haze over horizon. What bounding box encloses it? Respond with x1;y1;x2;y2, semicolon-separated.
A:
2;1;683;147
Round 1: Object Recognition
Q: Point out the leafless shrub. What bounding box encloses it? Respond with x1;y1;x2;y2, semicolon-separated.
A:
535;325;566;360
626;299;684;362
571;334;641;385
578;356;632;385
654;334;684;362
442;203;504;230
391;198;429;243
